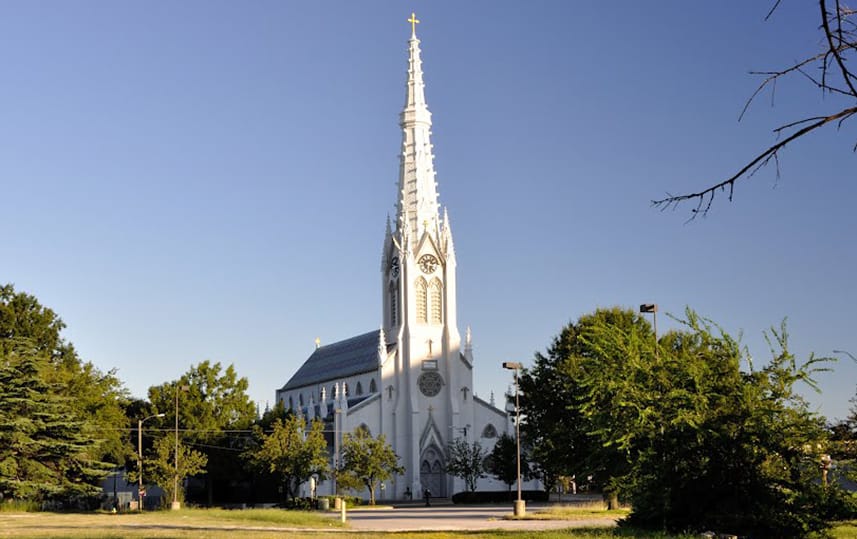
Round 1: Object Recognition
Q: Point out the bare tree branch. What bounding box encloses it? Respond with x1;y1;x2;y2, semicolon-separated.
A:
657;0;857;219
653;107;857;217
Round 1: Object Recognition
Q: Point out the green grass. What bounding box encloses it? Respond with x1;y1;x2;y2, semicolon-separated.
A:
504;505;630;521
0;500;40;513
150;507;341;526
831;520;857;538
0;509;853;538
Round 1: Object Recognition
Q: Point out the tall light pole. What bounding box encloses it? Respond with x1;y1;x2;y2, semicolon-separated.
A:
502;361;525;517
138;413;165;511
173;384;189;510
640;304;658;358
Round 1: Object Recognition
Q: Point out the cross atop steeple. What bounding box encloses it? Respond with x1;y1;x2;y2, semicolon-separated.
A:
407;12;420;38
396;12;440;242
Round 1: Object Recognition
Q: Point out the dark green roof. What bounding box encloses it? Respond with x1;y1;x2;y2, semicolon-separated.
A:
281;330;384;391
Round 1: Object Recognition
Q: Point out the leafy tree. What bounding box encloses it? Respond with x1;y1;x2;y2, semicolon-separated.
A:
0;285;128;504
245;416;329;502
148;361;256;504
257;399;290;431
829;389;857;504
0;339;112;503
519;307;649;506
338;427;403;505
487;432;529;491
655;1;857;217
445;438;486;493
144;432;207;506
525;306;848;536
48;358;132;466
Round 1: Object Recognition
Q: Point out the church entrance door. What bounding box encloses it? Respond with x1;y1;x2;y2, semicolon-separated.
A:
420;445;445;498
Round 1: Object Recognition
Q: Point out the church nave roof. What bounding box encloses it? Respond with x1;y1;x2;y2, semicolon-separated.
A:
280;329;391;391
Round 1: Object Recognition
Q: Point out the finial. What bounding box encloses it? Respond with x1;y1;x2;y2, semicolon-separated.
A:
408;12;420;38
315;337;321;349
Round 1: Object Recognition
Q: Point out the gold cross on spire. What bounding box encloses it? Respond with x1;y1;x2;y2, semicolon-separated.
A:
407;12;420;37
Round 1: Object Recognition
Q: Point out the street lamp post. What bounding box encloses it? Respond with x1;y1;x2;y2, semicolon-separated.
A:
640;304;658;358
138;413;165;511
502;361;525;517
172;384;189;510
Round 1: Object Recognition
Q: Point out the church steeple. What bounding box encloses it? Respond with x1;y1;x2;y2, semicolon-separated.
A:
397;13;440;242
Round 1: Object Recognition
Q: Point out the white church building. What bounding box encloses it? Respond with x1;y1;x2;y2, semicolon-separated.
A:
276;18;523;499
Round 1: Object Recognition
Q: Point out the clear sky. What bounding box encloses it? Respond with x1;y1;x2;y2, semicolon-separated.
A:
2;1;855;421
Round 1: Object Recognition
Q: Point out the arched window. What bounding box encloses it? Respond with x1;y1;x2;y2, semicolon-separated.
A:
288;396;293;410
355;381;364;396
416;277;428;324
299;393;304;406
429;278;442;324
369;378;377;393
482;423;498;439
389;283;398;326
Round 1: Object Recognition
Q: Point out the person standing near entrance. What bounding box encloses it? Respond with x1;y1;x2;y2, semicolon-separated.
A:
423;488;431;506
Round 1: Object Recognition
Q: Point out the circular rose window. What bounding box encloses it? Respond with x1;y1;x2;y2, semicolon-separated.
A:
418;371;444;397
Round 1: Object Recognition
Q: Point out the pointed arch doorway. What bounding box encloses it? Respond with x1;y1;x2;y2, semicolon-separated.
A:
420;444;446;498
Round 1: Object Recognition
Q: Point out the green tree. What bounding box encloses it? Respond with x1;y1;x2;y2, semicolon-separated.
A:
519;307;648;505
0;339;112;503
524;306;847;536
829;389;857;514
338;427;403;505
0;285;129;504
145;432;208;506
445;438;486;493
487;432;528;491
148;361;256;504
246;416;329;502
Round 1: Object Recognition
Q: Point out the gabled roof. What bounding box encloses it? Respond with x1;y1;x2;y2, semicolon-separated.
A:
281;330;386;391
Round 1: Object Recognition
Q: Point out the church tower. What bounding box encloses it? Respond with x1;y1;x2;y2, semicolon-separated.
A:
380;14;475;497
277;14;514;500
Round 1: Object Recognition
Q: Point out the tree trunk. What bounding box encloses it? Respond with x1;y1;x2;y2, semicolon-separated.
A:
605;491;619;510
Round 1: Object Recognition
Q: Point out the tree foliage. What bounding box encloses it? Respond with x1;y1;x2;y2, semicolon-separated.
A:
245;416;329;502
654;1;857;217
338;427;403;505
445;438;486;493
523;306;850;537
144;432;208;506
0;340;113;503
0;284;128;504
487;432;529;491
148;361;256;503
519;307;647;501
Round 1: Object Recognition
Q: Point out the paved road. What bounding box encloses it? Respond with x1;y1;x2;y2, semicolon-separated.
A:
344;504;618;532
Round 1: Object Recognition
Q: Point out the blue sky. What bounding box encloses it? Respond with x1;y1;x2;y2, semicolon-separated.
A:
2;1;855;421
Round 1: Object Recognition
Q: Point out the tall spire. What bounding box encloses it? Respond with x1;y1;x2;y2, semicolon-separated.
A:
397;13;440;242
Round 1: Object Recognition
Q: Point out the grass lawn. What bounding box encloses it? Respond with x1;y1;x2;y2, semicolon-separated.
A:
505;505;631;522
0;509;854;538
831;520;857;538
0;507;344;538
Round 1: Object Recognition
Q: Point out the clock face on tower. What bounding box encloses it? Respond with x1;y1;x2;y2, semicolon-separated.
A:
418;254;439;274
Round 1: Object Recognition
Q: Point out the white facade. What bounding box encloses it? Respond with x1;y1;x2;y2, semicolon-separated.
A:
276;22;521;499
